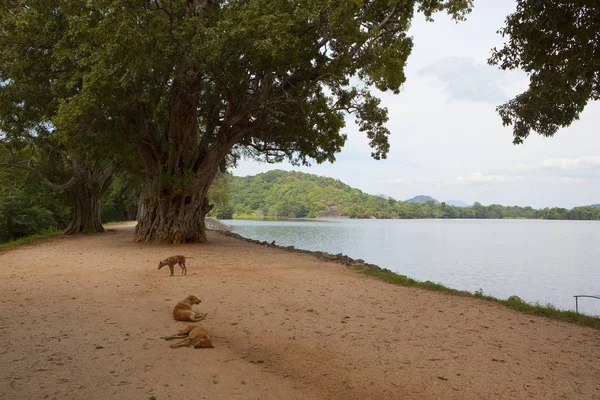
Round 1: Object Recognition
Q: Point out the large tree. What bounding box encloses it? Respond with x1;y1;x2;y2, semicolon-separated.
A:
0;4;123;235
0;0;472;243
0;138;118;235
489;1;599;144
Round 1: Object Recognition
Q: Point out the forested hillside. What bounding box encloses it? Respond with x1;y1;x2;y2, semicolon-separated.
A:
3;165;599;245
228;170;383;218
222;170;600;221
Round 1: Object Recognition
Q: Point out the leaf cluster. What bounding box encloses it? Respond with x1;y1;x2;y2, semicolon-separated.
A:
489;1;599;143
2;0;473;170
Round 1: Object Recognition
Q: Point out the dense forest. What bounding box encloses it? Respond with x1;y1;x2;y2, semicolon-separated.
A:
218;170;600;221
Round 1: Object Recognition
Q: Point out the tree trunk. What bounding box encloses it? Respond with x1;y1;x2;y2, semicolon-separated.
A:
64;182;105;234
135;176;214;243
63;163;115;235
134;77;221;244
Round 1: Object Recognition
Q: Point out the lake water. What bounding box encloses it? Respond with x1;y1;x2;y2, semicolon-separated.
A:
222;219;600;316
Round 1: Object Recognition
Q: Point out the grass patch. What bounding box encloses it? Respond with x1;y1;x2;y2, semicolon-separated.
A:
0;230;63;251
359;266;600;329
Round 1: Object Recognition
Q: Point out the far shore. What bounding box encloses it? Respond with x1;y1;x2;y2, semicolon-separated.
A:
1;222;599;400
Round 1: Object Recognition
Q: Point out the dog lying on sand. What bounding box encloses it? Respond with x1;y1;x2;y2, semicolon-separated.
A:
173;295;207;322
158;255;193;276
162;325;214;349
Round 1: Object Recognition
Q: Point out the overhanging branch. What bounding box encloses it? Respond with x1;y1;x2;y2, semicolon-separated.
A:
5;147;77;191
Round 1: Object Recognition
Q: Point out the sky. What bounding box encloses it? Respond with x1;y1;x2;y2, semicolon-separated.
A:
232;0;600;209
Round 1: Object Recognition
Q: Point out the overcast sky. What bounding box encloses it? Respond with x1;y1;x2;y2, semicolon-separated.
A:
232;0;600;209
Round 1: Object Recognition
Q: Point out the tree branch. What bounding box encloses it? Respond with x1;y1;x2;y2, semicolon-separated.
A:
5;147;77;191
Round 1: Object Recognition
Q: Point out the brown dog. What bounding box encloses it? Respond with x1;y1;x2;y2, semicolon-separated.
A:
173;295;207;322
158;255;193;276
162;325;214;349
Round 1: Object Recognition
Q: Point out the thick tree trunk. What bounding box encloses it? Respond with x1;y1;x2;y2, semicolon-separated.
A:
134;77;222;244
63;163;115;235
135;177;214;243
64;183;105;235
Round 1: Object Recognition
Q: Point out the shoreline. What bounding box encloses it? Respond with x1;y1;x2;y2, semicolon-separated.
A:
3;221;599;326
1;222;599;399
230;215;600;222
219;228;600;327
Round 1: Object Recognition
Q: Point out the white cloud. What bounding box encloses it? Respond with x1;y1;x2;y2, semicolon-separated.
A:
541;156;600;171
456;172;526;184
457;172;506;183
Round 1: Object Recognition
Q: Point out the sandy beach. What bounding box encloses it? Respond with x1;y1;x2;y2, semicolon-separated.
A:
0;222;599;400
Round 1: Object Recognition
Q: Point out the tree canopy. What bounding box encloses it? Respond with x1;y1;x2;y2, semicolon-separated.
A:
489;1;599;144
0;0;474;243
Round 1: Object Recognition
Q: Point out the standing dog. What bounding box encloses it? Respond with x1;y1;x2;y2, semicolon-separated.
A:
162;325;214;349
173;295;207;322
158;255;193;276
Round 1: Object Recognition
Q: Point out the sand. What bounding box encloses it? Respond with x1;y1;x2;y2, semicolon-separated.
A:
0;222;599;400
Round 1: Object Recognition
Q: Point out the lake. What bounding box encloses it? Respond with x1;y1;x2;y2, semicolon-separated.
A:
222;219;600;316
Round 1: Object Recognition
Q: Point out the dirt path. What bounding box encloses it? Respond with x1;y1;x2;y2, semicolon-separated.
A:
0;223;599;400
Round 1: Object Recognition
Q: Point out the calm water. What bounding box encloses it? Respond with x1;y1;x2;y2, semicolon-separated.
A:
222;219;600;316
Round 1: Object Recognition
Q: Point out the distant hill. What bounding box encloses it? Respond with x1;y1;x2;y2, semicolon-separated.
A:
445;200;471;207
406;195;439;204
220;170;600;221
590;204;600;208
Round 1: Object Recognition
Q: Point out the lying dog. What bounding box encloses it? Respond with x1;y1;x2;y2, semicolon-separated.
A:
162;325;214;349
158;255;193;276
173;295;207;322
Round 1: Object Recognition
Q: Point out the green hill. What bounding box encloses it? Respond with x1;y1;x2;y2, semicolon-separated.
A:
214;170;600;221
228;170;396;218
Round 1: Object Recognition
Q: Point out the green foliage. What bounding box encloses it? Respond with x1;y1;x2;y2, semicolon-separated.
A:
207;172;234;219
227;170;600;220
0;194;56;241
0;0;474;242
102;173;143;222
0;148;71;243
1;0;474;169
489;1;600;143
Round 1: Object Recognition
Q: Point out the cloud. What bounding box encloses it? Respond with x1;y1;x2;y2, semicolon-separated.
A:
456;172;524;184
457;172;505;183
419;57;510;103
540;156;600;171
513;156;600;180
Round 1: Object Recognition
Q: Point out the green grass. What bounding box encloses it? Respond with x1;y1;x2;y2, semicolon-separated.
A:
359;266;600;329
0;230;63;251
